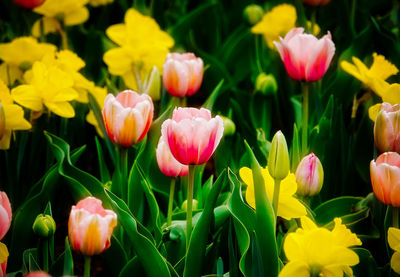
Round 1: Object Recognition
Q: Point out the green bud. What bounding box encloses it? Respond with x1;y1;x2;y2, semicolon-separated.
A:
32;214;56;238
0;102;5;140
143;66;161;101
181;199;198;211
255;73;278;96
222;116;236;136
243;4;264;25
268;130;290;180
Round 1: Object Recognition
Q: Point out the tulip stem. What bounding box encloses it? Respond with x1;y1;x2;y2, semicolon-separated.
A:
301;83;309;156
167;178;176;226
393;207;399;229
272;178;281;218
84;256;91;277
120;147;128;201
42;239;49;272
186;165;195;248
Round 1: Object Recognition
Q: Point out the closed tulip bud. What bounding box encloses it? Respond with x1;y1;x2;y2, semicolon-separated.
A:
163;53;204;97
32;214;56;238
268;131;290;180
0;192;11;240
222;116;236;136
13;0;45;9
374;103;400;153
295;153;324;196
274;27;335;82
24;272;51;277
161;107;224;165
68;197;117;256
102;90;154;147
156;136;188;177
0;102;5;140
370;152;400;206
181;199;198;211
143;66;161;101
255;73;278;96
243;4;264;25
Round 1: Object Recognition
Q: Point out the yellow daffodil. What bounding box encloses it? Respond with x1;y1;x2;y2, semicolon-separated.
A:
11;61;78;118
388;227;400;274
89;0;113;7
0;37;56;85
103;8;174;91
86;86;107;136
239;166;307;220
341;53;398;95
32;0;89;37
0;80;31;150
0;242;8;263
251;4;297;49
279;216;362;277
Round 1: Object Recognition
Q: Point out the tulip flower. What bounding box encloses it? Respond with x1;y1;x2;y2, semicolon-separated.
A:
370;152;400;206
13;0;44;9
0;192;11;240
68;197;117;256
302;0;330;6
161;107;224;165
274;27;335;82
24;272;51;277
163;53;204;97
374;103;400;153
102;90;154;147
156;136;188;177
295;153;324;196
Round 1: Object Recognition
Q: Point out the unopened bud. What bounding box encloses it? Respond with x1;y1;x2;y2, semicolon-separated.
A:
268;131;290;180
243;4;264;25
295;153;324;196
255;73;277;96
222;116;236;136
143;66;161;100
181;199;198;211
32;214;56;238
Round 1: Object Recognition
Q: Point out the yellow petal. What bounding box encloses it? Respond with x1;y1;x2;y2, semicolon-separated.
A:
50;87;79;102
391;251;400;274
0;79;13;105
369;53;399;80
3;104;31;130
0;130;11;150
11;85;43;111
45;101;75;118
278;261;309;277
300;216;318;231
331;218;362;247
57;50;85;71
388;227;400;252
122;71;139;91
341;59;365;83
240;167;256;208
368;103;382;122
31;18;61;37
322;265;348;277
0;242;9;264
0;63;23;87
64;7;89;26
103;48;132;75
382;84;400;105
106;24;127;46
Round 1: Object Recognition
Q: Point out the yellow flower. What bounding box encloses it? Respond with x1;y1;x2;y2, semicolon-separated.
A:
239;166;307;220
86;86;107;136
32;0;89;36
103;9;174;91
0;37;56;85
11;61;78;118
279;216;361;277
341;53;398;96
251;4;297;49
89;0;113;7
0;80;31;150
388;227;400;274
0;242;8;263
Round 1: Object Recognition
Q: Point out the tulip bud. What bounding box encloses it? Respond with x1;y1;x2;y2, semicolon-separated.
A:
24;272;52;277
181;199;198;211
295;153;324;196
143;66;161;101
32;214;56;238
268;131;290;180
0;102;5;140
374;103;400;153
302;0;331;6
243;4;264;25
13;0;45;9
0;192;11;240
255;73;278;96
222;116;236;136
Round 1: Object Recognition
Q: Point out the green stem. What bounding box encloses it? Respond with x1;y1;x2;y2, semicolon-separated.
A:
272;178;281;218
84;256;91;277
120;147;128;202
310;8;316;34
42;239;49;272
133;65;143;93
350;0;357;38
254;35;263;73
301;83;309;156
167;178;176;226
186;165;195;248
393;207;399;229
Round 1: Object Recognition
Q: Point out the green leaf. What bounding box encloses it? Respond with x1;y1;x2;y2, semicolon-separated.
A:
63;237;74;276
204;79;225;110
95;136;111;183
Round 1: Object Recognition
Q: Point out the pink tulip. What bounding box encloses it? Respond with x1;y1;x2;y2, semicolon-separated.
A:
370;152;400;206
24;272;51;277
302;0;330;6
163;53;204;97
102;90;154;147
274;27;335;82
374;103;400;153
295;153;324;196
68;197;117;256
156;136;189;177
0;192;11;240
161;107;224;165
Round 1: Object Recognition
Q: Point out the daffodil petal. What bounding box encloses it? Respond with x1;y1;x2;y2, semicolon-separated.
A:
45;101;75;118
368;103;382;122
3;104;31;130
11;85;43;111
278;261;309;277
388;227;400;252
64;7;89;26
391;251;400;274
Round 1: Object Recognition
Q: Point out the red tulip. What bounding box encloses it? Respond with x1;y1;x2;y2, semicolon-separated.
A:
24;272;51;277
13;0;45;9
302;0;330;6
